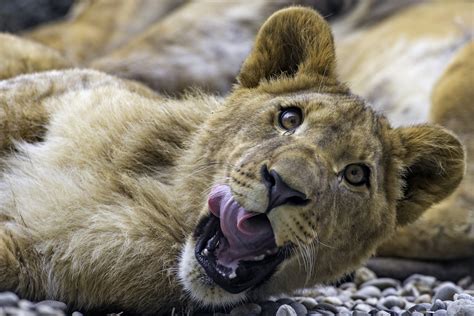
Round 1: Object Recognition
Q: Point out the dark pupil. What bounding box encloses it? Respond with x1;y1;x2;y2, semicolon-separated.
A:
347;166;363;183
283;112;299;128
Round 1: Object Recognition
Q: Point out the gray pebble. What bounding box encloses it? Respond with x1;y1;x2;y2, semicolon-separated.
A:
387;306;403;314
378;295;406;309
337;306;351;313
409;304;429;312
36;304;64;316
447;298;474;316
415;294;431;303
404;296;416;303
405;274;436;295
0;292;19;307
419;303;432;310
404;274;437;287
361;278;400;290
466;290;474;296
35;301;67;311
454;293;474;301
431;299;447;311
298;297;317;310
433;283;462;301
405;302;415;310
400;284;419;297
354;285;382;299
321;296;342;306
318;287;338;297
18;300;35;311
352;311;370;316
353;303;372;313
375;312;391;316
411;312;424;316
261;301;280;316
338;291;352;302
381;288;398;297
71;312;83;316
16;310;38;316
307;311;334;316
276;304;297;316
0;307;30;315
289;302;307;316
354;267;377;286
343;301;355;309
230;303;261;316
365;297;378;306
314;302;339;314
433;310;448;316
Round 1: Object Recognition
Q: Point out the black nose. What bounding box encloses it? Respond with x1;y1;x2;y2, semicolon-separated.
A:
261;165;309;212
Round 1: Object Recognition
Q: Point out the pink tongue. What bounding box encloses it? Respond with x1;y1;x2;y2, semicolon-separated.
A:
208;185;276;265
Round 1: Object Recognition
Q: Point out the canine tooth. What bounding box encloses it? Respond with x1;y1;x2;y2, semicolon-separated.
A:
207;234;220;250
266;248;278;255
202;248;210;256
253;254;265;261
229;271;237;279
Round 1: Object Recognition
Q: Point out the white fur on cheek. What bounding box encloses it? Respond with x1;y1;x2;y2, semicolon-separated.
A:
178;238;247;307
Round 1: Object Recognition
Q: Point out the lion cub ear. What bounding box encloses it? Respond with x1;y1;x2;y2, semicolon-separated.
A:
238;7;336;88
394;125;465;226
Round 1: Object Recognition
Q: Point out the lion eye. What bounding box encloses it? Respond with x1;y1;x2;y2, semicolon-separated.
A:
343;164;370;186
279;107;303;131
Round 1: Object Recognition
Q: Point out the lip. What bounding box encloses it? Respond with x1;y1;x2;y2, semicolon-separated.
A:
194;214;288;294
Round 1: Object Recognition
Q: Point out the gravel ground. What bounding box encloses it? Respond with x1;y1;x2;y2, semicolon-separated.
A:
1;267;473;315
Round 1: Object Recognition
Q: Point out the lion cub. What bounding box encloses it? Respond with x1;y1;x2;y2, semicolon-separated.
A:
0;7;464;314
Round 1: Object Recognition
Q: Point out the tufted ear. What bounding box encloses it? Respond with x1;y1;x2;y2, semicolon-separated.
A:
237;7;336;88
395;125;465;226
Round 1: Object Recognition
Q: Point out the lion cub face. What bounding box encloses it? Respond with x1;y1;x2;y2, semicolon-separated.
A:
178;8;465;306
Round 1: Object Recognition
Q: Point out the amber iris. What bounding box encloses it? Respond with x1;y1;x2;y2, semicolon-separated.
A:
279;107;303;131
343;164;370;186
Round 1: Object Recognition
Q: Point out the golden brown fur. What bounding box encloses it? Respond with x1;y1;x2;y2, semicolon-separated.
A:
377;41;474;259
0;7;467;314
335;1;474;259
25;0;185;63
0;33;71;80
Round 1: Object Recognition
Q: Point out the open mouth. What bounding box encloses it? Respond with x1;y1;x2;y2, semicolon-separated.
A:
194;185;288;294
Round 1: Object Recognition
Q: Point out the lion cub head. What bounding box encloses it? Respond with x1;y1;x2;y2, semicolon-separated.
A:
178;7;465;306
